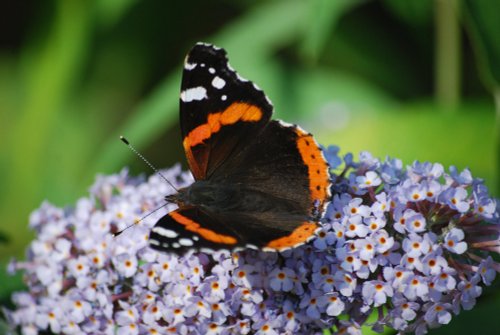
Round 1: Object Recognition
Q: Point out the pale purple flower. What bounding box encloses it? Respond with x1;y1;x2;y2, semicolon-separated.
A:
117;323;139;335
359;151;380;169
457;275;482;309
380;157;404;184
343;198;371;218
448;166;473;185
355;257;378;279
355;237;377;261
313;229;336;250
299;291;325;319
473;194;497;219
372;229;394;253
371;192;389;217
393;207;418;234
405;212;427;233
441;187;470;212
391;294;420;321
269;268;295;292
443;228;467;254
232;264;258;287
477;257;497;285
432;268;457;292
343;215;369;238
325;293;345;316
337;247;361;273
323;145;342;169
405;183;426;202
362;280;393;307
113;252;138;277
34;301;63;333
408;161;444;181
364;216;386;233
252;319;281;335
421;249;448;276
403;275;429;301
403;233;431;258
334;271;357;297
356;171;382;188
424;302;452;325
421;179;441;200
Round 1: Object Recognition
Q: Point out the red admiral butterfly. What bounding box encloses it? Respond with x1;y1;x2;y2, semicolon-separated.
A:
148;43;331;253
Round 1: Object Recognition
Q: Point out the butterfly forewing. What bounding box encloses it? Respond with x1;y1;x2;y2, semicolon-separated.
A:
180;43;273;180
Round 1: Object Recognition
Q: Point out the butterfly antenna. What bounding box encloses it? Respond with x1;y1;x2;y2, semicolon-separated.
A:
113;202;169;237
120;136;178;192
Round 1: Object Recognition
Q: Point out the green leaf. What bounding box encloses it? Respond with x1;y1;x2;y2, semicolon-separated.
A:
463;0;500;89
463;0;500;194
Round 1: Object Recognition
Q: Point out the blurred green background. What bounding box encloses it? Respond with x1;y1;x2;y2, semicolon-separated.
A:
0;0;499;334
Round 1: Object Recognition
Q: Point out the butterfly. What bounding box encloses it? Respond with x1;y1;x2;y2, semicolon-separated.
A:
148;42;331;254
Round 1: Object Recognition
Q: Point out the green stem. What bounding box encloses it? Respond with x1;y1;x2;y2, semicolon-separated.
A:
494;88;500;195
435;0;461;110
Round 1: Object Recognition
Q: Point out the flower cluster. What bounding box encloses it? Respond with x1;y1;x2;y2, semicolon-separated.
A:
319;150;500;333
4;149;500;335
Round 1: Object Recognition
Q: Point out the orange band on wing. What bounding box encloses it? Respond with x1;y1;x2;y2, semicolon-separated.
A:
183;102;263;150
169;211;238;245
265;222;318;250
295;129;330;207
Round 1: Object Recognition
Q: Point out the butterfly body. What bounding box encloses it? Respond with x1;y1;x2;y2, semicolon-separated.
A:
171;181;300;215
148;43;331;254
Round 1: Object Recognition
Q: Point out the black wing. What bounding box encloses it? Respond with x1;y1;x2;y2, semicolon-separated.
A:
180;43;273;180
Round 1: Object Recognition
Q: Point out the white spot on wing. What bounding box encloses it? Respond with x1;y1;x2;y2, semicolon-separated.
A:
185;62;197;70
152;227;179;238
212;76;226;89
209;67;215;74
149;239;160;246
180;87;207;102
179;238;194;247
221;95;227;101
172;243;180;249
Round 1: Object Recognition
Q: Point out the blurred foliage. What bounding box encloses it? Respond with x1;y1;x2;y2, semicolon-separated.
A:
0;0;498;334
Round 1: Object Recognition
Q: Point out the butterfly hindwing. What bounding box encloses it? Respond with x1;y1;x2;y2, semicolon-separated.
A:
180;43;273;180
149;207;242;254
207;120;331;250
